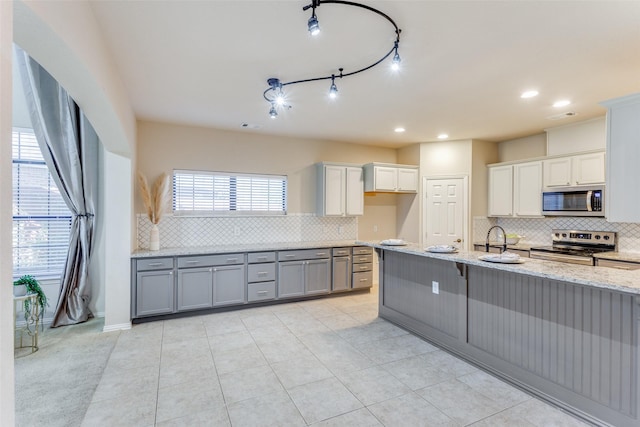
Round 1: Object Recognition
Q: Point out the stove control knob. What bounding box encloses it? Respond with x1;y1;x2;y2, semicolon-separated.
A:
562;233;567;238
555;233;560;238
595;235;601;240
603;235;610;240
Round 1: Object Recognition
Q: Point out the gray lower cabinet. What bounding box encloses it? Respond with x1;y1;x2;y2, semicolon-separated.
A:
177;267;213;311
352;246;373;289
305;259;331;295
213;264;246;307
332;254;351;291
278;258;330;298
136;269;175;317
278;261;305;298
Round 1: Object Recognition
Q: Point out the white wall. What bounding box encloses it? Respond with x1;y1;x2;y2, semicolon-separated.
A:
546;117;606;156
0;3;15;424
498;133;546;162
136;120;399;241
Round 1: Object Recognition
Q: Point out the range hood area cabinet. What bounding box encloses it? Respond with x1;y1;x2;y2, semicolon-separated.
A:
363;162;418;193
488;160;543;217
316;162;364;216
601;93;640;222
543;151;605;187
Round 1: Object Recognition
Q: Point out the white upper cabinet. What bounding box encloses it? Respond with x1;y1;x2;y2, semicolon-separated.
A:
363;163;418;193
316;163;364;216
488;165;513;217
601;93;640;222
543;151;605;187
513;161;543;217
488;161;543;218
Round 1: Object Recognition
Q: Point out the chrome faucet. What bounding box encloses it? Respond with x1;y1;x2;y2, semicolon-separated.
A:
485;225;507;252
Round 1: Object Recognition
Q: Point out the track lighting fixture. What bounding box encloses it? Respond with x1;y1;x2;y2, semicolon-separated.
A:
329;73;339;99
264;0;402;117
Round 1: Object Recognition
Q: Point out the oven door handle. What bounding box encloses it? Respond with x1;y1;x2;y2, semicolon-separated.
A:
530;251;594;266
586;190;593;212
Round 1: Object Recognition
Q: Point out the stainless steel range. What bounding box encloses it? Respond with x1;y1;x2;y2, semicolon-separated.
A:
529;229;617;265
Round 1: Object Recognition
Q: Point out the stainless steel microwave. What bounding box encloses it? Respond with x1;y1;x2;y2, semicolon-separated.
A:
542;186;604;217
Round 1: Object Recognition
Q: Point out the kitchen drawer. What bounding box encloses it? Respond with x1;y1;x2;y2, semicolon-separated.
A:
353;262;372;272
332;247;352;257
247;281;276;302
352;246;373;256
353;254;373;264
247;263;276;282
248;252;276;264
136;257;174;271
178;253;244;268
278;248;331;261
352;271;373;289
596;258;640;270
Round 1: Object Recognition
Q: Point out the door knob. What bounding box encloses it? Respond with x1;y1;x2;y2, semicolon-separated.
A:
453;239;462;243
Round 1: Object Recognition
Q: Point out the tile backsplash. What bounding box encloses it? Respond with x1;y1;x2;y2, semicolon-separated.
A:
474;216;640;253
137;214;358;249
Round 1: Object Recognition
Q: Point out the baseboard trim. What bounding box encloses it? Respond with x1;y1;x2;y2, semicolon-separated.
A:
102;322;131;332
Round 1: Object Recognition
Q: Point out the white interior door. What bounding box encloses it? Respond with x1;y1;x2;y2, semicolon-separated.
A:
424;177;466;248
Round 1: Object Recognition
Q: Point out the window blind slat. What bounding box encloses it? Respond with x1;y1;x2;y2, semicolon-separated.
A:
12;129;71;279
173;170;287;215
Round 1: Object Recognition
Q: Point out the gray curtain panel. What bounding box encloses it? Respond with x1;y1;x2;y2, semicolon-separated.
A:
15;46;99;327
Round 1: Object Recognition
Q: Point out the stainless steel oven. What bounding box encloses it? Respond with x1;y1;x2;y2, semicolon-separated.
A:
530;229;616;265
542;185;604;217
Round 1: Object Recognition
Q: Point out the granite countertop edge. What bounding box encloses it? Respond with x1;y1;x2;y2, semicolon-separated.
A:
132;240;361;258
359;240;640;295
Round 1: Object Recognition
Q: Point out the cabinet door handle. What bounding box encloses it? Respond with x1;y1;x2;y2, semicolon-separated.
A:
213;268;217;272
168;271;173;276
209;268;213;273
148;262;164;266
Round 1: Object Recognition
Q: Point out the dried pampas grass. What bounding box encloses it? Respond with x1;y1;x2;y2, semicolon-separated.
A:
137;172;170;224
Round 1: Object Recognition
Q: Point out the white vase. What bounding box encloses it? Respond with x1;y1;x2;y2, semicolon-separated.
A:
149;224;160;251
13;284;27;297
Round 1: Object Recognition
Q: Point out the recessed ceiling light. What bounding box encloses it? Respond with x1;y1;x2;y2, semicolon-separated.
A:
437;134;448;139
553;100;571;108
394;127;405;133
521;90;539;99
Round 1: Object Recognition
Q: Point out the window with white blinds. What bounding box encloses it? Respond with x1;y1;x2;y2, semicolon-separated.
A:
173;170;287;215
12;128;72;279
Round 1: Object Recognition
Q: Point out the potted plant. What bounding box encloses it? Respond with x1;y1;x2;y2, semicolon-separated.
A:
13;275;48;323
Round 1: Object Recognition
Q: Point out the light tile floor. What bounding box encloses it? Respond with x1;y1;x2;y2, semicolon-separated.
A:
16;285;592;427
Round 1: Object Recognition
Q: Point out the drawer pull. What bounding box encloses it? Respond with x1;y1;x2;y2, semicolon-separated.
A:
186;260;199;264
336;251;347;255
360;258;368;262
257;272;269;276
148;262;164;266
257;256;268;261
316;252;327;256
226;258;238;263
257;290;269;295
285;254;296;258
359;278;368;282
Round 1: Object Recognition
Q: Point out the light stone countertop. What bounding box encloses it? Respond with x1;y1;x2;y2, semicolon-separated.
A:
132;240;361;258
358;240;640;295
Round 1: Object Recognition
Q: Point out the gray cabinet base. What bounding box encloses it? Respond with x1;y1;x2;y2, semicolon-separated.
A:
378;250;639;427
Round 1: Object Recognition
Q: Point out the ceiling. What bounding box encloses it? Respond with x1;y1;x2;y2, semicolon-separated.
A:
88;1;640;148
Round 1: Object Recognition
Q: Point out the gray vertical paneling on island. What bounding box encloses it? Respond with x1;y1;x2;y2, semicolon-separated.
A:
382;251;463;339
467;265;637;419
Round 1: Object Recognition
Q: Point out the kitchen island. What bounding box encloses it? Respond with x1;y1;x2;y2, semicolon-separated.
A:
361;242;640;427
